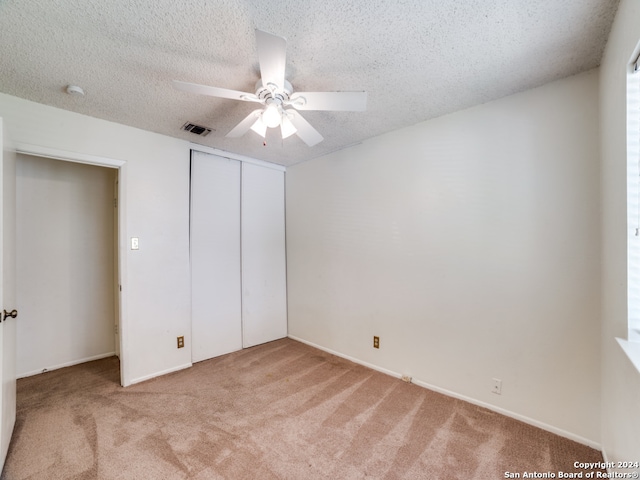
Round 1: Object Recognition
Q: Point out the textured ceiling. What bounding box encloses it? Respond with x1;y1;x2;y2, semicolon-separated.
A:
0;0;620;167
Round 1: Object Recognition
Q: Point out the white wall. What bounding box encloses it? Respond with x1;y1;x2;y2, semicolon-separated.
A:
599;0;640;470
16;154;116;377
286;70;601;444
0;93;192;385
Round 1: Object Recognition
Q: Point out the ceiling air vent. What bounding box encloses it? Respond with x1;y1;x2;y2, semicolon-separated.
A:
181;122;212;137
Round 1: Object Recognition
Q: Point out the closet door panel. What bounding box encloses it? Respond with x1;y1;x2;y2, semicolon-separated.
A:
191;152;242;362
241;163;287;347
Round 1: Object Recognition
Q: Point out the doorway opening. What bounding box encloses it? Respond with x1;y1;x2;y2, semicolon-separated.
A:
14;145;127;386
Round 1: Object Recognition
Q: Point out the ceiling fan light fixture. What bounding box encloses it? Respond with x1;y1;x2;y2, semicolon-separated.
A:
261;103;281;128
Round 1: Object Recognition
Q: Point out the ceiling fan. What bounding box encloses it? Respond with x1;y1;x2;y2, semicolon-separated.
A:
173;29;367;147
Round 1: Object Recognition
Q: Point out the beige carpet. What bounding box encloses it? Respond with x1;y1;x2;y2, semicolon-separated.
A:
2;338;602;479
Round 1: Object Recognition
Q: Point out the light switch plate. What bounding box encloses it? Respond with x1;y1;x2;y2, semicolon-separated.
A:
131;237;139;250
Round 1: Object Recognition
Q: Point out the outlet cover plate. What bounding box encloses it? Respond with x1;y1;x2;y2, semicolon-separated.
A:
492;378;502;395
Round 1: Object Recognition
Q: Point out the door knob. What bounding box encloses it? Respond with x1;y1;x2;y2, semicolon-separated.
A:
2;309;17;321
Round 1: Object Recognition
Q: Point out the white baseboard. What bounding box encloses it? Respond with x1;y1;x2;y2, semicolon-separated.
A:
17;351;117;379
128;362;192;386
288;335;601;450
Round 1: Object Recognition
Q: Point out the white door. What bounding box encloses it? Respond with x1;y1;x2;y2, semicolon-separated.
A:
190;152;242;362
241;163;287;348
0;118;17;472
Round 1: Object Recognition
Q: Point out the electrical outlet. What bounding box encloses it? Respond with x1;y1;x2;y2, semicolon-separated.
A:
492;378;502;395
131;237;139;250
373;336;380;349
177;336;184;349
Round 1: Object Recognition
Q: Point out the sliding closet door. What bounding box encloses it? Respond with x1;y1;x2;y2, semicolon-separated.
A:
241;163;287;348
190;152;242;362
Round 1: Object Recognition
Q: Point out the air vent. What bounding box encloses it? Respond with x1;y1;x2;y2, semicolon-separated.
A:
181;122;212;137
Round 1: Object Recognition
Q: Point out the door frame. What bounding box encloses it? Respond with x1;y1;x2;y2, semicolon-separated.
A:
14;143;129;387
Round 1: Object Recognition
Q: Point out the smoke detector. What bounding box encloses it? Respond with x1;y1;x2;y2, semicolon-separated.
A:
66;85;85;96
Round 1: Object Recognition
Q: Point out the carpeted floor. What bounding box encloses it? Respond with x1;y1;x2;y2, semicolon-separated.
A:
1;338;603;479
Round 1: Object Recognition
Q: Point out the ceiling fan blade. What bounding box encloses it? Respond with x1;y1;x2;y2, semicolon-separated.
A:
289;91;367;111
255;29;287;91
173;80;259;102
287;110;323;147
226;110;263;138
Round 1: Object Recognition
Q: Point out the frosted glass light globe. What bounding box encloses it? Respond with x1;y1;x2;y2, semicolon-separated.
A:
262;104;281;128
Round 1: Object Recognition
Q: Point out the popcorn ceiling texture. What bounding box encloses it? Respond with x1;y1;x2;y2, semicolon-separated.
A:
0;0;620;166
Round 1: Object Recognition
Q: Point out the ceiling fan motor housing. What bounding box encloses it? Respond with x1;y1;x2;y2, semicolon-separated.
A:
255;79;292;106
